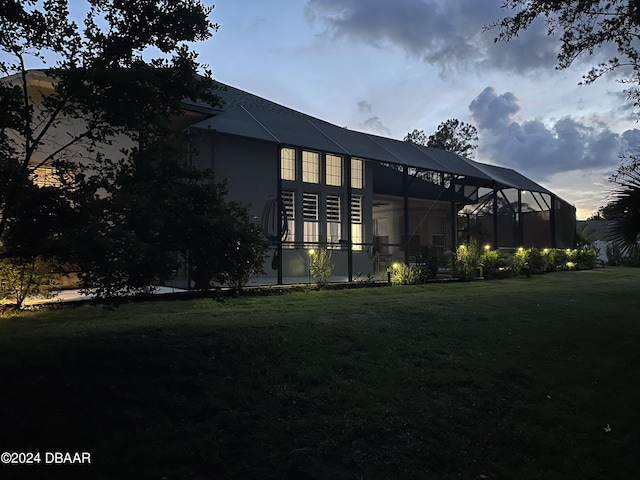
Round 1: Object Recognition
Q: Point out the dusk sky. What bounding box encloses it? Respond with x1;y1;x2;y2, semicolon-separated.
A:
200;0;640;220
11;0;640;220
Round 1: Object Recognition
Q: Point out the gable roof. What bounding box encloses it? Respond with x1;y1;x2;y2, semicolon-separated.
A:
189;81;560;199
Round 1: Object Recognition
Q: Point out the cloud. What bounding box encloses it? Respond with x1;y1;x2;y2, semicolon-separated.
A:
304;0;561;75
468;87;640;178
357;100;372;113
360;116;392;135
468;87;520;132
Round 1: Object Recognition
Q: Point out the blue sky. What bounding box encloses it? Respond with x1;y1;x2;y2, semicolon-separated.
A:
200;0;640;220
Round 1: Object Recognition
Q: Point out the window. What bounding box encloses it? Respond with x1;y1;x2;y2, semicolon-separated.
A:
32;165;61;188
326;194;342;247
325;154;342;186
303;192;319;245
282;190;295;244
351;158;363;189
351;194;363;251
302;151;319;183
281;148;296;181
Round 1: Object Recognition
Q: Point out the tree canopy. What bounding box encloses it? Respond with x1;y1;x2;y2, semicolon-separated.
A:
404;119;478;158
1;1;269;306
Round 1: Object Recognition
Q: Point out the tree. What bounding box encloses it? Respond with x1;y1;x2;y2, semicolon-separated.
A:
403;129;428;146
404;119;478;158
1;0;220;305
1;0;218;239
69;133;269;298
491;0;640;108
1;1;268;304
0;175;75;306
212;201;270;293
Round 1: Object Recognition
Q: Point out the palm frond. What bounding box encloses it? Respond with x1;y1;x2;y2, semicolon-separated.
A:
606;165;640;254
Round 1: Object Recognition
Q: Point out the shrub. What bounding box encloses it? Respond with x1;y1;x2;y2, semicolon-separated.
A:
454;242;480;281
541;248;556;271
416;246;443;278
553;249;571;270
0;256;60;308
390;263;418;285
528;248;547;273
511;248;528;273
479;249;504;279
309;248;335;287
575;245;599;270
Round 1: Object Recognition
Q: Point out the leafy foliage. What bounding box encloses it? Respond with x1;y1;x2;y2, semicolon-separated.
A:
1;1;269;303
479;248;510;279
213;202;269;293
415;246;443;279
492;0;640;109
404;119;479;158
390;263;418;285
1;0;219;245
427;119;479;158
0;256;60;307
403;129;428;146
453;242;481;281
309;248;335;287
605;160;640;254
67;132;269;298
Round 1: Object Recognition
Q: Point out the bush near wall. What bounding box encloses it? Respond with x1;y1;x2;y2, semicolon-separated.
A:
388;244;601;285
477;245;601;280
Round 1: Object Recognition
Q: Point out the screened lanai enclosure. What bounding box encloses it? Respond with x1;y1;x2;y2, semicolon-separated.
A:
188;82;576;283
369;155;576;275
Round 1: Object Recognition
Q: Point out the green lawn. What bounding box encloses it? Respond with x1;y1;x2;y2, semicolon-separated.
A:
1;268;639;479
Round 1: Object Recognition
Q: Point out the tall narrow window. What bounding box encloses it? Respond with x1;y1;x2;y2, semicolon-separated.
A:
281;190;295;244
281;148;296;181
302;151;319;183
351;158;363;189
351;194;363;251
326;194;342;247
326;154;342;186
303;192;319;245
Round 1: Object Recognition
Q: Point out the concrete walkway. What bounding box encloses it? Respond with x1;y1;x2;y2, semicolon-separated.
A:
6;274;391;307
16;286;190;307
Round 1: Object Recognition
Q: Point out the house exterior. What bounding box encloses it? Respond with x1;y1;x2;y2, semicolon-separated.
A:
179;82;576;285
7;71;577;286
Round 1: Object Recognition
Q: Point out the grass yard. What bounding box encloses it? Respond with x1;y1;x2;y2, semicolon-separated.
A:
0;268;639;479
